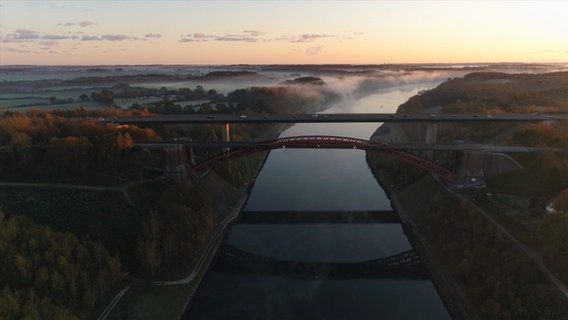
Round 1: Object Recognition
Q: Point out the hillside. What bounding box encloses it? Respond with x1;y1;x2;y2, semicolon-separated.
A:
367;71;568;319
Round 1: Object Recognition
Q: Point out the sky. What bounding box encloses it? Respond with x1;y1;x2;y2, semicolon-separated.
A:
0;0;567;66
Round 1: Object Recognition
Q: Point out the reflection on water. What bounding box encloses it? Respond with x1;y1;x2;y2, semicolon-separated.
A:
226;223;412;262
245;149;390;212
187;274;448;320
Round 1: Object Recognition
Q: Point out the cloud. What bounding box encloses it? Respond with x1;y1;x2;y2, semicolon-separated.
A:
244;30;265;37
79;21;97;27
145;33;162;39
179;33;213;42
179;37;195;43
101;34;137;41
2;29;82;44
294;34;335;43
42;34;74;40
275;34;336;43
176;30;351;45
0;46;31;53
215;36;256;42
39;40;59;46
306;45;323;55
13;29;41;40
81;35;101;41
62;20;97;27
180;32;260;43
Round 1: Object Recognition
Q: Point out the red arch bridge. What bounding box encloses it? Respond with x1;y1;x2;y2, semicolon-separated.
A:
190;135;457;183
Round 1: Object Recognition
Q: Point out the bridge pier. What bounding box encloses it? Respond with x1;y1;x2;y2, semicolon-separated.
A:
424;123;438;160
454;147;486;188
222;123;230;152
425;123;438;144
160;144;189;183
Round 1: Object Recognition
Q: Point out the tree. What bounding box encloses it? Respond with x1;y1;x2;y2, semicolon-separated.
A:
137;210;161;277
78;93;89;102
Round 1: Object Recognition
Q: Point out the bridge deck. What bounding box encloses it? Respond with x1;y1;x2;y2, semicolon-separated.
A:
136;141;542;153
112;112;567;124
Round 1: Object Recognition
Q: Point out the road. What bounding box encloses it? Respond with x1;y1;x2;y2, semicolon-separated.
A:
109;112;568;125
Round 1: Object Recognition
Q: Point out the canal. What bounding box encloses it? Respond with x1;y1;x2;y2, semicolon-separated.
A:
183;74;457;319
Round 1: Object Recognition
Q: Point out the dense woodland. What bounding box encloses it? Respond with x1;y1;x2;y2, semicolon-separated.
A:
0;212;123;319
0;79;337;318
368;71;568;318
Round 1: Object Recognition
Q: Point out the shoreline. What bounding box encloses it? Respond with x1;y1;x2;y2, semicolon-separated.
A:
372;169;478;320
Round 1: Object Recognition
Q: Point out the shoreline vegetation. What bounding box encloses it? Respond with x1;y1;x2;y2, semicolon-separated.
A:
366;71;568;319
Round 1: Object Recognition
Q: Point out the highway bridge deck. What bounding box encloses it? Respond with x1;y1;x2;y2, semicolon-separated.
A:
111;112;568;124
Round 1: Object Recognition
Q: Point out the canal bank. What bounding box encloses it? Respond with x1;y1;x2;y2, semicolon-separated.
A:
371;170;479;320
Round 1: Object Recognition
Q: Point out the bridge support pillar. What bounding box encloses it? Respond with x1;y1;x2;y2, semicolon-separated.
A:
455;147;486;188
222;123;230;152
425;123;438;144
425;123;438;159
163;144;188;184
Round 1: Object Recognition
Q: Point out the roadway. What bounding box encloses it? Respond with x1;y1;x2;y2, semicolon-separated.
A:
135;140;546;153
109;112;568;125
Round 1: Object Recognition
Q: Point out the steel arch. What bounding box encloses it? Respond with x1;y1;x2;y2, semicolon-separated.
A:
193;135;456;183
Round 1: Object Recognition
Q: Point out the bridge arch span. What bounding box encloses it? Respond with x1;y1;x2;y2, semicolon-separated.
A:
193;135;456;183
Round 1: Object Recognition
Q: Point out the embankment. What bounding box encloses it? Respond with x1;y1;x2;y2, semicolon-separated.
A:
372;170;478;320
367;122;478;319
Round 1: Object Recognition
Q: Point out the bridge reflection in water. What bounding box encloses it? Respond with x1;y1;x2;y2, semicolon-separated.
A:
214;245;429;280
207;210;429;281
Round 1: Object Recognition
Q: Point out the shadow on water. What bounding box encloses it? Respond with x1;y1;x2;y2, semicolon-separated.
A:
183;210;450;320
237;210;401;224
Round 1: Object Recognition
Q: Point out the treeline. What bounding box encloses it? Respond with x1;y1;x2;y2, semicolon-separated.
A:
398;71;568;114
394;71;568;144
133;80;339;116
0;71;261;93
0;212;123;319
0;108;160;184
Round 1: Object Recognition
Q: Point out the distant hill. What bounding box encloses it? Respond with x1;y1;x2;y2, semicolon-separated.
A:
398;71;568;114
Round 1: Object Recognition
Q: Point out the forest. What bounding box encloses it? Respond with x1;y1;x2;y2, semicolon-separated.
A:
368;71;568;319
0;78;337;318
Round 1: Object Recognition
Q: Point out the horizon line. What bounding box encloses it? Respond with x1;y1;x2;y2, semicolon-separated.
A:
2;62;568;68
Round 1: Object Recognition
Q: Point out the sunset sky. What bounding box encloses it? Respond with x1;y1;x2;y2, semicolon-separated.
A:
1;0;567;66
